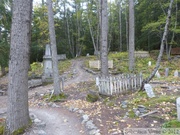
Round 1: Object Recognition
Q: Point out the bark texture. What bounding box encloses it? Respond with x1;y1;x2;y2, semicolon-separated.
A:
5;0;32;134
47;0;61;95
128;0;135;71
100;0;109;77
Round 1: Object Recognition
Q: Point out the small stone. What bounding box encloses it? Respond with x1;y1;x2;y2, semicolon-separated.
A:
89;129;100;135
138;105;146;108
47;102;53;106
122;105;127;108
73;108;79;112
38;103;43;106
52;103;60;108
135;110;140;116
34;118;41;123
33;130;47;135
34;121;46;128
29;113;37;120
64;119;68;123
82;114;89;121
86;120;97;129
69;107;74;112
78;110;84;114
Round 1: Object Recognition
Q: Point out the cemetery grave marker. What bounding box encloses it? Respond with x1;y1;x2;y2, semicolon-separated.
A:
144;83;155;98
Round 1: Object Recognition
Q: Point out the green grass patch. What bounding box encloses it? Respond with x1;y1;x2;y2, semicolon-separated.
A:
162;120;180;128
128;110;136;118
143;95;176;107
0;125;4;135
28;62;43;78
50;93;67;102
58;60;72;74
12;126;26;135
84;51;180;82
86;93;99;103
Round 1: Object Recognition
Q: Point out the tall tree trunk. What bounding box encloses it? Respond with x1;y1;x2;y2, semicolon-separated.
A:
125;0;129;51
128;0;135;71
0;28;2;40
47;0;61;95
5;0;32;134
118;0;122;52
141;0;174;89
168;0;177;60
87;17;97;54
100;0;109;77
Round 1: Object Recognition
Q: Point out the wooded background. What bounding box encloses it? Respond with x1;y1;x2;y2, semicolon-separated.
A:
0;0;180;64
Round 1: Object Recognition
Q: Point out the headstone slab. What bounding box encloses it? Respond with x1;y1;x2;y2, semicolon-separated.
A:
42;44;53;82
155;70;161;78
57;54;66;61
165;68;169;77
148;61;151;67
176;97;180;121
144;83;155;98
45;44;51;56
174;70;179;77
96;77;99;86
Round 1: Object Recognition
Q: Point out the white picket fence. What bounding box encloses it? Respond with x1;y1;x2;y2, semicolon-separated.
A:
96;73;143;96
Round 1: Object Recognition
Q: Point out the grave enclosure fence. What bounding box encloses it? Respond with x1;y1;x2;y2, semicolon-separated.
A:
96;73;143;96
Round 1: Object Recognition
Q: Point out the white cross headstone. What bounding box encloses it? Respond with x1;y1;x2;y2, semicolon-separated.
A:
176;97;180;121
144;84;155;98
174;70;179;77
155;70;161;78
148;61;151;67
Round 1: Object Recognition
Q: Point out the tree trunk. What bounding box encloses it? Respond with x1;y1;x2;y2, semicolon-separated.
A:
100;0;109;77
125;0;129;51
118;0;122;52
47;0;61;95
0;27;2;40
168;0;177;60
87;17;97;54
128;0;135;71
141;0;174;89
5;0;32;134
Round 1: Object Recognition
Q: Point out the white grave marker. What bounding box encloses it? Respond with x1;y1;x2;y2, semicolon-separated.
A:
155;70;161;78
144;84;155;98
148;61;151;67
96;77;100;86
174;70;179;77
176;97;180;121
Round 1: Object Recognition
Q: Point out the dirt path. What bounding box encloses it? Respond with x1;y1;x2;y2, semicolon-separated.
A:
25;107;86;135
28;58;95;96
0;58;96;135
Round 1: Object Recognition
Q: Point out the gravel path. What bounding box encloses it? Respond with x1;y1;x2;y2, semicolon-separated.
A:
0;58;96;135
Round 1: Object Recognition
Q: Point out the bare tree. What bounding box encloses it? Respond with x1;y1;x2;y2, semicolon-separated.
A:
47;0;61;95
100;0;109;77
5;0;32;134
141;0;174;89
128;0;135;71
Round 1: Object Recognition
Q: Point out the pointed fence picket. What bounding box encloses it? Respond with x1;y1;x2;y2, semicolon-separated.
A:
96;73;143;96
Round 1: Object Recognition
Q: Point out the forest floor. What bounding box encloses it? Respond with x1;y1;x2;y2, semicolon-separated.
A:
0;57;180;135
